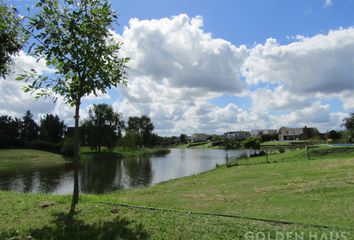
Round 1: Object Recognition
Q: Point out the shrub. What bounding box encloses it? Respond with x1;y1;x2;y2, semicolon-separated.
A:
153;148;171;155
61;137;75;156
278;147;285;153
187;142;207;147
27;140;61;154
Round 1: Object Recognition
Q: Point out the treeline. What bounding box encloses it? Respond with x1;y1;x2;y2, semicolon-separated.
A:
0;104;168;155
0;110;65;151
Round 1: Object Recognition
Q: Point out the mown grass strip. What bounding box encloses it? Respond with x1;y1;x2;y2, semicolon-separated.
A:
95;201;350;231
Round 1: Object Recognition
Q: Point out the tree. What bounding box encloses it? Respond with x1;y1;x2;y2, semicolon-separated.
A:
260;133;278;142
0;1;25;78
243;138;260;155
127;117;141;131
326;130;342;141
20;110;39;144
211;134;222;142
343;113;354;135
127;116;154;147
0;115;21;148
121;129;143;150
82;104;124;152
39;114;65;143
19;0;128;213
180;134;188;144
140;116;154;147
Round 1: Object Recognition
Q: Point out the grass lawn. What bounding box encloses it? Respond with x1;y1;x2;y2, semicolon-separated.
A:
172;142;221;149
0;190;349;240
108;156;354;231
235;145;354;166
0;149;69;173
80;146;170;158
0;148;353;239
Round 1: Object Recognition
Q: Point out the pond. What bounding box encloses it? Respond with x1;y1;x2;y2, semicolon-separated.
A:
0;148;248;194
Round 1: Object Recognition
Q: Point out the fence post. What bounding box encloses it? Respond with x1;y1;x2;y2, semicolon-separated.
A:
265;147;269;163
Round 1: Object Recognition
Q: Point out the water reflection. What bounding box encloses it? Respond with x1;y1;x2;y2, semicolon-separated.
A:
0;148;247;194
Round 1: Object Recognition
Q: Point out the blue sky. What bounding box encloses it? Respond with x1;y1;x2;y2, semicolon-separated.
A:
2;0;354;135
112;0;354;44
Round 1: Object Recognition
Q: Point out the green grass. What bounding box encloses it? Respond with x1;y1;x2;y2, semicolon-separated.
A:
233;145;354;166
0;149;69;173
261;140;311;146
0;191;349;240
111;156;354;231
172;142;221;149
80;146;170;157
1;148;354;239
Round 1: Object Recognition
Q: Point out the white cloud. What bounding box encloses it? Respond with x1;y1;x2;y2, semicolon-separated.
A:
1;15;352;135
0;51;78;125
110;15;353;134
0;51;56;120
337;91;354;111
115;14;248;93
243;28;354;94
250;87;309;113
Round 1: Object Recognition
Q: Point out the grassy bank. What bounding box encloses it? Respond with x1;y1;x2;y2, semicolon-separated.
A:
172;142;221;149
80;146;170;157
0;190;349;240
1;148;354;239
0;149;69;173
108;155;354;231
234;145;354;166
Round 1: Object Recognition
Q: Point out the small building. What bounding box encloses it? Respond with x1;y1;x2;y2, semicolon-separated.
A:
250;129;278;137
224;131;251;140
278;126;317;141
191;133;208;142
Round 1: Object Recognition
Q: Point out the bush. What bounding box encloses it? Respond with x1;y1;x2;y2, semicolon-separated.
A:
27;140;61;153
187;142;207;147
278;147;285;153
153;148;171;155
211;141;223;147
61;137;75;156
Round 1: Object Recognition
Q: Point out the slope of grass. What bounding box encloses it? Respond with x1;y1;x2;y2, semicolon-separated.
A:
0;149;69;173
172;142;221;149
80;146;170;157
110;156;354;230
235;145;354;165
0;191;348;240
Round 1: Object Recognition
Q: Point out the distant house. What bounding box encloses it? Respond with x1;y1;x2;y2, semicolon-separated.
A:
278;126;317;141
224;131;250;140
191;133;208;142
250;129;277;137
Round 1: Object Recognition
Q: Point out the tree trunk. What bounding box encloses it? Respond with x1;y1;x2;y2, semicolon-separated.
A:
70;98;81;215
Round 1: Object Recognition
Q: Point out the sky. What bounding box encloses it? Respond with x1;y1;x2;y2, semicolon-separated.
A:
1;0;354;135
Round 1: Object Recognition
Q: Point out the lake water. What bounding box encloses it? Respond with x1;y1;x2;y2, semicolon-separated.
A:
0;148;248;194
